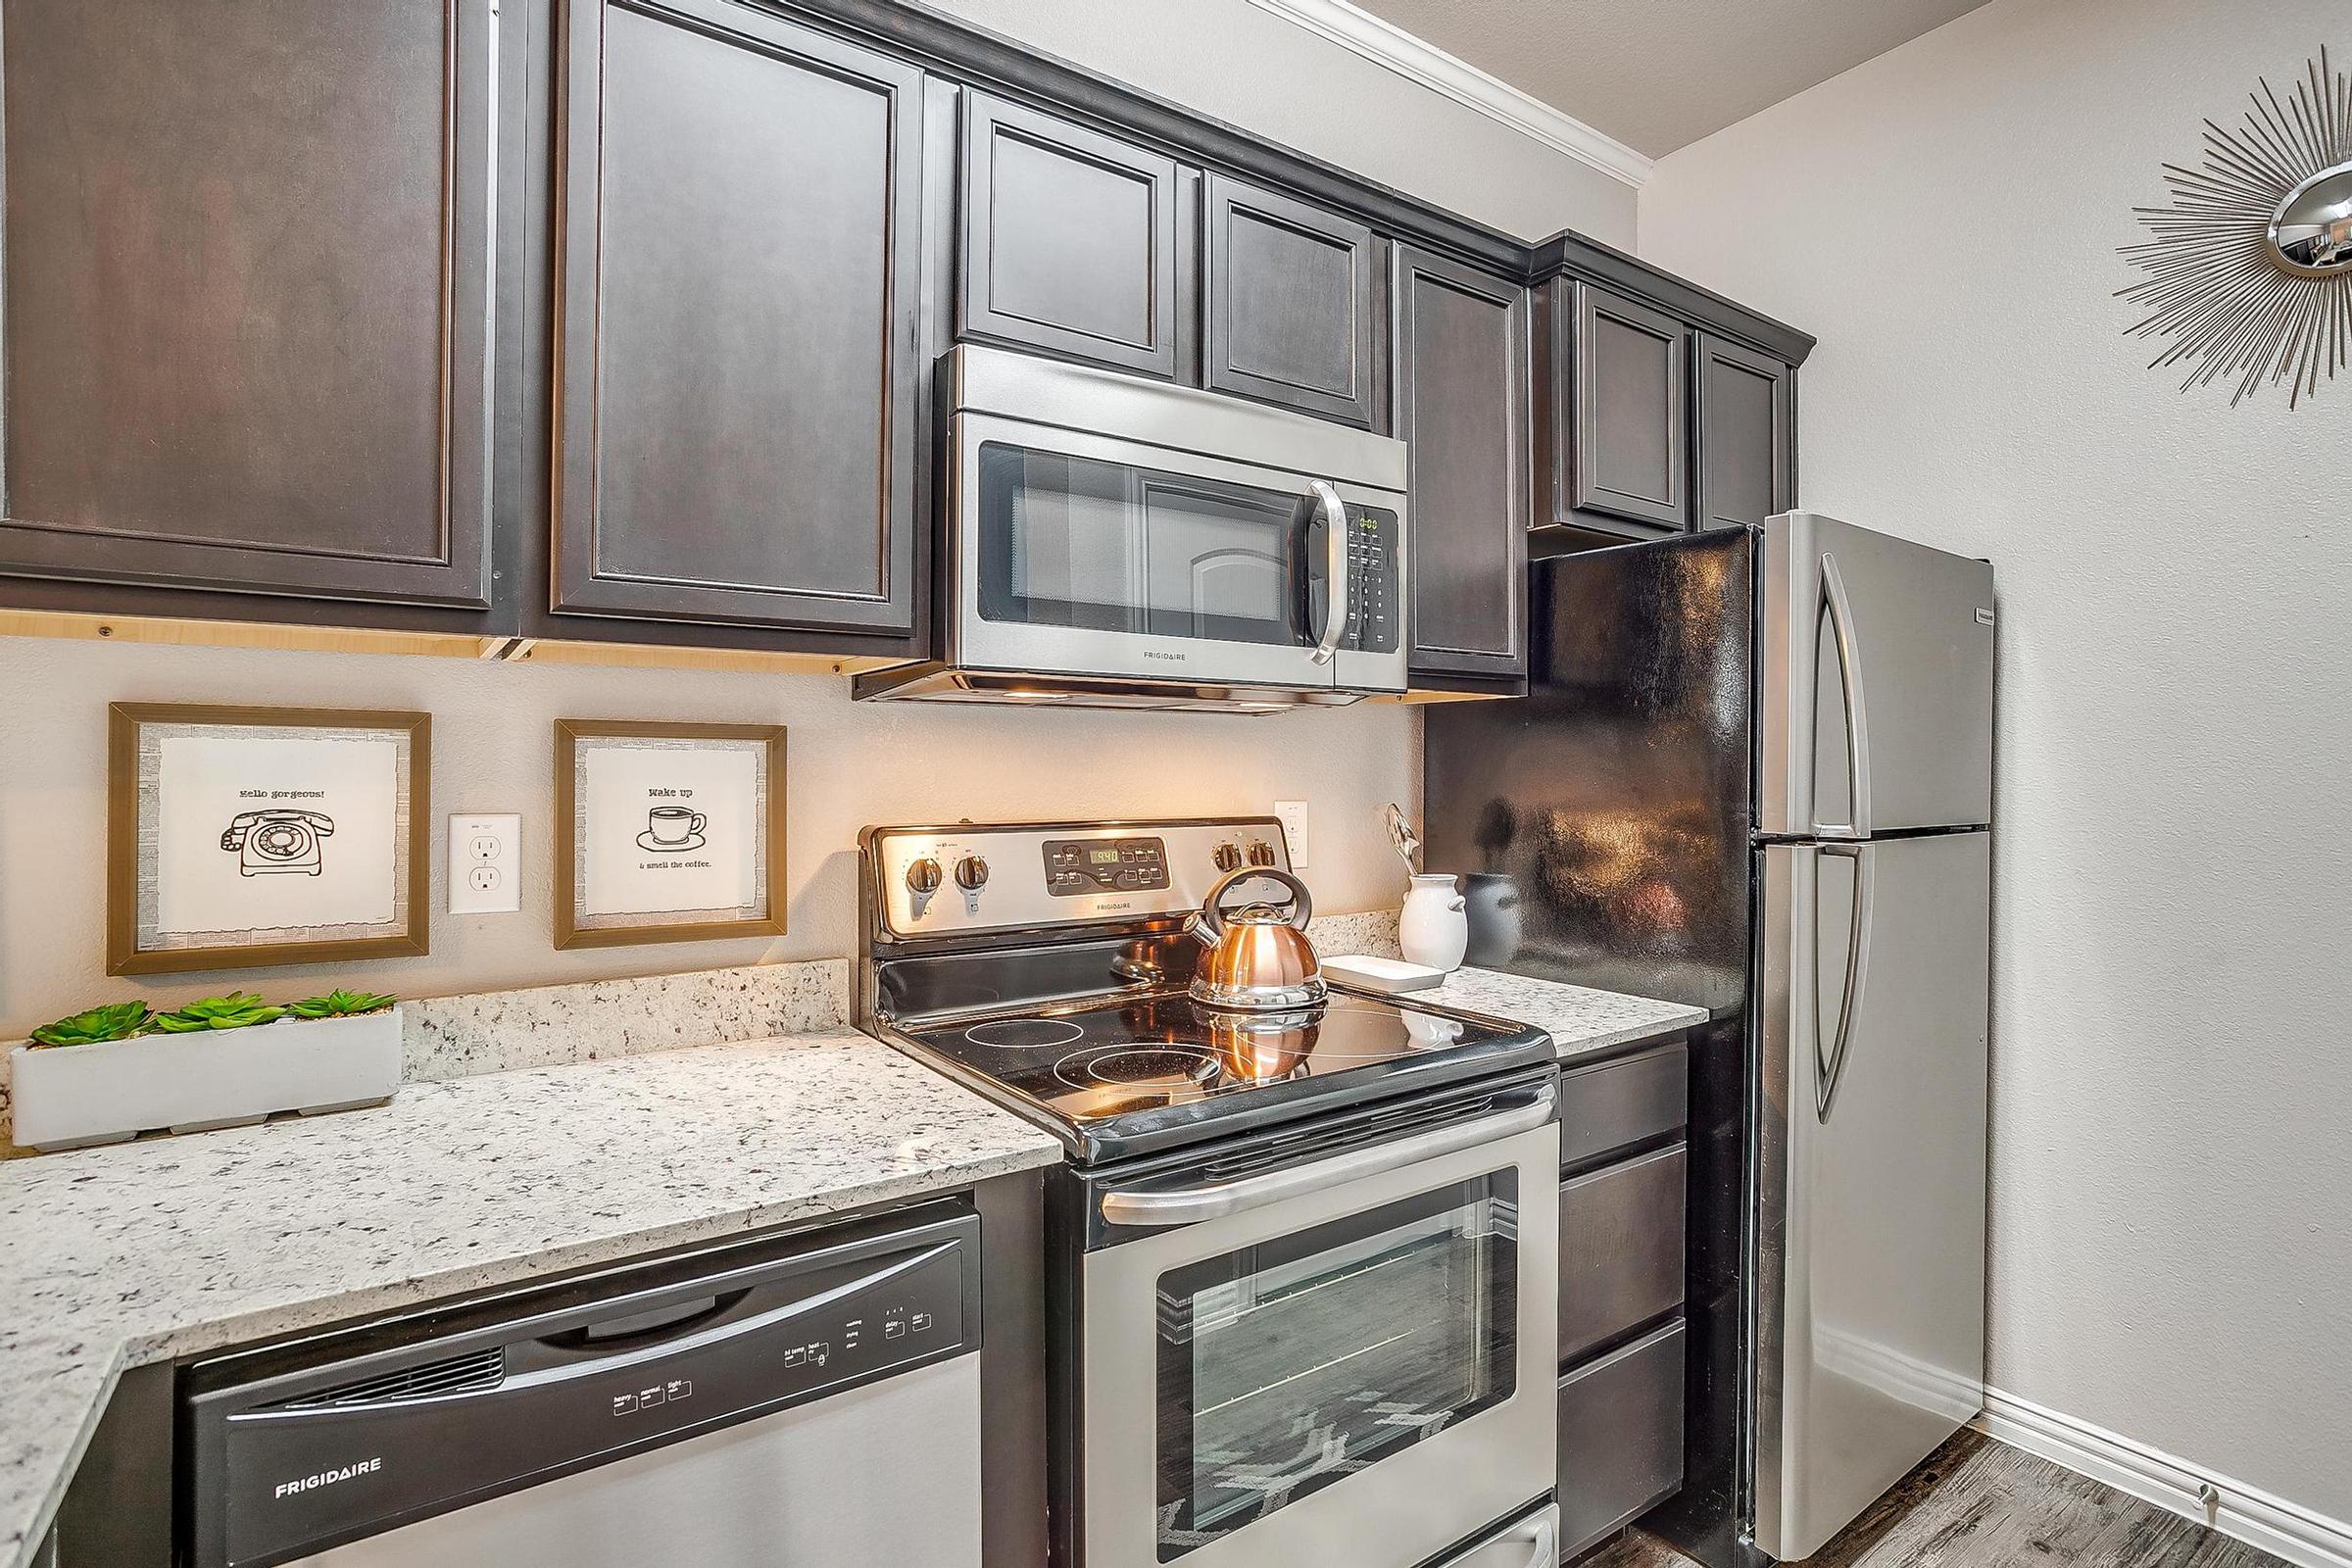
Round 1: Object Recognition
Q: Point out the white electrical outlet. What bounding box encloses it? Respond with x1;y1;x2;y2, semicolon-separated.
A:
448;813;521;914
1273;801;1309;869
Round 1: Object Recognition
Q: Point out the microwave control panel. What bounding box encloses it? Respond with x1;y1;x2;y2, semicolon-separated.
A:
1339;505;1399;655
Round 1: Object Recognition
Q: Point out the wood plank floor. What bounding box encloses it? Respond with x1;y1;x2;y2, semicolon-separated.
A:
1575;1431;2291;1568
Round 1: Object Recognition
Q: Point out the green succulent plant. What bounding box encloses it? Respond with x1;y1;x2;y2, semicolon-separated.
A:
26;1001;156;1049
150;992;287;1034
289;989;397;1020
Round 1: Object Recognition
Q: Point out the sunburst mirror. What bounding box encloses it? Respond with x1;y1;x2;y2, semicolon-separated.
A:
2118;47;2350;407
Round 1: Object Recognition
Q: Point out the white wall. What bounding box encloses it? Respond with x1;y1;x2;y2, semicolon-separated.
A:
1642;0;2352;1525
0;635;1417;1038
929;0;1639;246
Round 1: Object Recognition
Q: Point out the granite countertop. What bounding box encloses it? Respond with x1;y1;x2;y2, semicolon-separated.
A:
1385;966;1708;1059
0;1031;1060;1568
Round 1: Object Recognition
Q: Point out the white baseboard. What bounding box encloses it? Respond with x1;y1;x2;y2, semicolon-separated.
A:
1975;1388;2352;1568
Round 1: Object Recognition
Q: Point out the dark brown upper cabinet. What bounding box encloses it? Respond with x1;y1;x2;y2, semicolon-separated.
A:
1550;280;1690;534
1393;248;1530;687
0;0;506;613
1204;175;1384;427
548;0;923;638
958;92;1192;380
1693;333;1794;532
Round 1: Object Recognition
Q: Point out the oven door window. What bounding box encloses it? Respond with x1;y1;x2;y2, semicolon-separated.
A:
976;442;1324;648
1153;1174;1519;1560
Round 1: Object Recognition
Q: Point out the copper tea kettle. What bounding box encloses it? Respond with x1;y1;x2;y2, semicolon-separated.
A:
1186;867;1326;1011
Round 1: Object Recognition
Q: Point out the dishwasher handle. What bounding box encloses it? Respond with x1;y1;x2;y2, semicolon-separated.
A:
549;1290;740;1348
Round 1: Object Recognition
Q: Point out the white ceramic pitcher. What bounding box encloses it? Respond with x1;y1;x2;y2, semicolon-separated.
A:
1398;872;1469;972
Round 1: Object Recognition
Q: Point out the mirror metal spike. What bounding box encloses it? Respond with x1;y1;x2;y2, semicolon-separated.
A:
2118;47;2352;407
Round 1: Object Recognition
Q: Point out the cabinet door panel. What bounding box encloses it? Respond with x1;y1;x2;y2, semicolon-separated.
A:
1205;174;1380;425
0;0;499;608
1694;333;1793;532
1573;283;1690;529
551;0;920;633
960;93;1185;378
1393;248;1528;683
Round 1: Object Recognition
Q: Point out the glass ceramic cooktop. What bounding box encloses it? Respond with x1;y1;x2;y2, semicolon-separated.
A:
896;989;1547;1158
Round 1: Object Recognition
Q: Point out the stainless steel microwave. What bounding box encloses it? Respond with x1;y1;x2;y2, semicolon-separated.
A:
855;346;1409;712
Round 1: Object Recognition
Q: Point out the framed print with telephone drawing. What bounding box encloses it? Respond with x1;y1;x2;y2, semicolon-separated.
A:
107;704;431;975
555;719;787;950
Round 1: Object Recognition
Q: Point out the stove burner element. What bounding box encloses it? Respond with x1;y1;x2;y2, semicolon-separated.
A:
964;1017;1086;1051
1055;1046;1218;1091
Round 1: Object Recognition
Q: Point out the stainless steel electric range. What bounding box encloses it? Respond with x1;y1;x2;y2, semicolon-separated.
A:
858;818;1563;1568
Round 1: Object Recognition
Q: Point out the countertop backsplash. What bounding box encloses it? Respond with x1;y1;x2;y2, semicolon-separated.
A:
1;909;1405;1149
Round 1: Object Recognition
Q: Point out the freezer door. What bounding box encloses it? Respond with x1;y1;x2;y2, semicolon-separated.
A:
1753;834;1989;1563
1760;513;1994;837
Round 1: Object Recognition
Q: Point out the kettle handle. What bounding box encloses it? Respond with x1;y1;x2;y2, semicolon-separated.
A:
1195;866;1314;941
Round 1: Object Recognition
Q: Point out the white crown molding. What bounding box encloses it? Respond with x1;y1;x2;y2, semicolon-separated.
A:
1976;1388;2352;1568
1241;0;1654;190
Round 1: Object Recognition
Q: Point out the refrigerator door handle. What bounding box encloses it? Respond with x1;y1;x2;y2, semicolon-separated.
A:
1817;553;1875;839
1814;843;1875;1121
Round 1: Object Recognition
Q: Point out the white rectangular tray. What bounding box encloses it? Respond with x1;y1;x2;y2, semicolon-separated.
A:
1322;955;1448;994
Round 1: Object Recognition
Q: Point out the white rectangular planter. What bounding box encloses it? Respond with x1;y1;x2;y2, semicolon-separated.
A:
7;1008;403;1152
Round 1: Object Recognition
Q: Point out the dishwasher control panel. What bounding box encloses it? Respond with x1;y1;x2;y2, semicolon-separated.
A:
185;1205;980;1568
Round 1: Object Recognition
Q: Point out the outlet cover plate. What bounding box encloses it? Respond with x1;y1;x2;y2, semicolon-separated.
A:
1274;801;1309;869
448;813;521;914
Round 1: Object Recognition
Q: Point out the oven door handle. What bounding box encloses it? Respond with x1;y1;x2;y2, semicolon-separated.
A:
1097;1092;1554;1227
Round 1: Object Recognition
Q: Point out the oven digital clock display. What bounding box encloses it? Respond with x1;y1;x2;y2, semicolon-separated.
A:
1044;837;1169;897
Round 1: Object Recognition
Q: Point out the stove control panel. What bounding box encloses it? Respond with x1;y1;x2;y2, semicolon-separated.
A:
865;819;1294;940
1043;836;1168;897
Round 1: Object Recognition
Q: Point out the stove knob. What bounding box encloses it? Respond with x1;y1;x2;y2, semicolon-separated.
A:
955;855;990;892
1213;842;1244;873
1246;839;1277;867
905;856;944;896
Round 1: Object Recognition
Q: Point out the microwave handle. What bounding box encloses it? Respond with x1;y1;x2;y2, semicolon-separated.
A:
1306;479;1349;665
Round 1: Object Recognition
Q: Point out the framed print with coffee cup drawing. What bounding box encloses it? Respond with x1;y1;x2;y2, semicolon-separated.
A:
554;719;787;949
107;704;431;975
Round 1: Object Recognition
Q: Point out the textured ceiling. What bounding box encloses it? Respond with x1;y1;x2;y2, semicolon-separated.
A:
1349;0;1996;159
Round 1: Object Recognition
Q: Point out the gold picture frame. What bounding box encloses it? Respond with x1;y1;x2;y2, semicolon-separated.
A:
554;719;788;950
107;703;431;976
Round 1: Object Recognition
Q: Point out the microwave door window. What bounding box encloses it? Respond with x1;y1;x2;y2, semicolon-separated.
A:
1137;478;1295;644
977;443;1309;648
1154;1175;1520;1559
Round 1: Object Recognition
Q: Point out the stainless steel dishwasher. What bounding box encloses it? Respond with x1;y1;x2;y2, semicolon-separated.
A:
185;1202;983;1568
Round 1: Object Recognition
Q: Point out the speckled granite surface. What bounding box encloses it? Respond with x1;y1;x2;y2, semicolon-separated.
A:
0;1031;1057;1567
400;958;851;1080
1348;966;1705;1060
1305;907;1404;962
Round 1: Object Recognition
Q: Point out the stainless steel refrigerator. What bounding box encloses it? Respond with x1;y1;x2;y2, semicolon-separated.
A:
1423;513;1993;1568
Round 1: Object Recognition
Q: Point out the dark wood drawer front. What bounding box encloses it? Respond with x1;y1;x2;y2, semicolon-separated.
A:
550;0;922;634
1558;1143;1688;1363
1205;174;1381;425
1558;1318;1687;1558
1559;1041;1689;1170
0;0;503;609
1570;282;1690;529
959;93;1187;379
